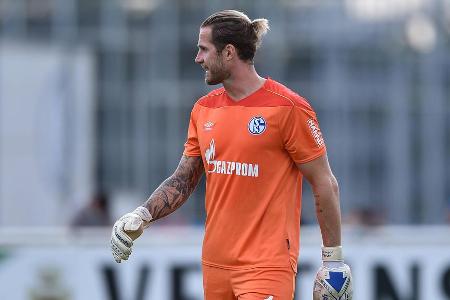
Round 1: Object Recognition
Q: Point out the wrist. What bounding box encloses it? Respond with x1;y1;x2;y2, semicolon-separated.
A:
133;206;153;228
322;246;343;262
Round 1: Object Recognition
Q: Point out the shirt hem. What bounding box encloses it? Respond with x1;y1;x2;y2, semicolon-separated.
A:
202;259;292;271
183;151;201;157
293;147;326;164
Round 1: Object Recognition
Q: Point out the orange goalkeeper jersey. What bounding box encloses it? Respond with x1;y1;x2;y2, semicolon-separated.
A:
184;78;326;272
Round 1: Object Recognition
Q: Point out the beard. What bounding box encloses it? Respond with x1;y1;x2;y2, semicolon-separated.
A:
204;57;230;85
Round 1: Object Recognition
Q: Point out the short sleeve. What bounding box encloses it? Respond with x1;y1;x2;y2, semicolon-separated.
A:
183;103;201;157
279;102;326;164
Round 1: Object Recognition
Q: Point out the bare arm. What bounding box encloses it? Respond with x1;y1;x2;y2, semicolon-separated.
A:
143;155;204;222
297;153;341;247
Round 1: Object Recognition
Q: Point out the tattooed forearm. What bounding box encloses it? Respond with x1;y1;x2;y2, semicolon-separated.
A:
313;175;341;247
143;155;204;221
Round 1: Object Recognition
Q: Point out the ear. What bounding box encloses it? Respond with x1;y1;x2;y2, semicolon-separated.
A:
222;44;236;61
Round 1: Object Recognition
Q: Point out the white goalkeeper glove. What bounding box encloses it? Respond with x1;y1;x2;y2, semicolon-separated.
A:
110;206;152;263
313;246;353;300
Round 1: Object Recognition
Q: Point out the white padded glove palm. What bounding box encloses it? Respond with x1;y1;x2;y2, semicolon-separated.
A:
110;206;152;263
313;246;353;300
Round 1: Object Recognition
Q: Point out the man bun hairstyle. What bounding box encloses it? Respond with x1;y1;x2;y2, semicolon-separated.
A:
251;18;270;48
201;10;269;62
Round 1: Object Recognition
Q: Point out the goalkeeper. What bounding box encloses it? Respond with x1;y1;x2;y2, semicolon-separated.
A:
111;10;352;300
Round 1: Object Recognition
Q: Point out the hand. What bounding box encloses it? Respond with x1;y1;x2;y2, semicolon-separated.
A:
110;206;153;263
313;246;353;300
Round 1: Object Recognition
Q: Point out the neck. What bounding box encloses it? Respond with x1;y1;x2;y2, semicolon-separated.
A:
222;63;266;101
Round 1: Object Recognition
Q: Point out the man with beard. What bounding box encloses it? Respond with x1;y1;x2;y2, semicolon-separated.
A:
111;10;352;300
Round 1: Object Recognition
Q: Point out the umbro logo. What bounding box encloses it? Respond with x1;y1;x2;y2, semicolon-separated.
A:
264;296;273;300
203;121;215;131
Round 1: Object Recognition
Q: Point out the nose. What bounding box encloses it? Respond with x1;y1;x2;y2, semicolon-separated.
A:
195;51;203;64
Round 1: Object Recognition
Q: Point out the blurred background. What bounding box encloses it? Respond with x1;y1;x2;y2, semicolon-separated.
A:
0;0;449;299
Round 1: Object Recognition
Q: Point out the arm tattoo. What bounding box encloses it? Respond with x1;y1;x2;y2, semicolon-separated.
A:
143;155;204;221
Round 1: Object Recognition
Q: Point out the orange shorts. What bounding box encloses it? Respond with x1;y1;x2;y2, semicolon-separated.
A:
202;264;296;300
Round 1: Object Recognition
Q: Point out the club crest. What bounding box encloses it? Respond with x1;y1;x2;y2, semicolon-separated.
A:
248;116;266;135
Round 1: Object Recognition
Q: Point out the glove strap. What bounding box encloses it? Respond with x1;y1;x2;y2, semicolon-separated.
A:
322;246;343;262
133;206;153;228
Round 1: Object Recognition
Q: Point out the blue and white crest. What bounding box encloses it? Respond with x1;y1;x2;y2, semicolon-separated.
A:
248;116;267;135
